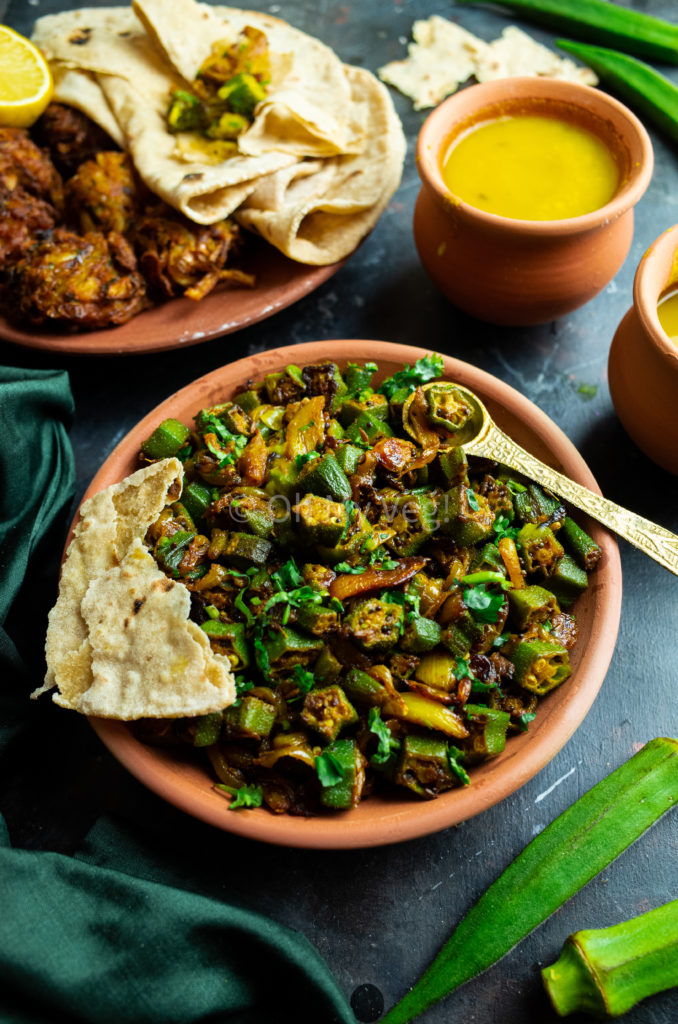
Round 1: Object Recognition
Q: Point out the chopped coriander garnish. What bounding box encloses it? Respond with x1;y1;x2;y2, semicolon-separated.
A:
518;712;537;732
315;750;345;787
466;488;480;512
368;707;401;765
464;584;506;624
216;783;263;809
377;353;444;400
493;514;520;542
293;663;315;696
447;746;471;786
334;562;366;574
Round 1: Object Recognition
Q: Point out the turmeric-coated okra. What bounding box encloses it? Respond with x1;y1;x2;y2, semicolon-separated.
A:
138;357;601;814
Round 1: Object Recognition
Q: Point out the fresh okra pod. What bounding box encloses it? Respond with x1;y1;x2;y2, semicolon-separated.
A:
543;898;678;1018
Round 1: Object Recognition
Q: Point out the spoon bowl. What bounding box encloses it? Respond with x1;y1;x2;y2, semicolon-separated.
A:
404;381;678;577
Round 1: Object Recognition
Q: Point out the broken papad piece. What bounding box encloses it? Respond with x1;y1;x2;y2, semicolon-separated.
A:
36;457;235;718
76;538;235;719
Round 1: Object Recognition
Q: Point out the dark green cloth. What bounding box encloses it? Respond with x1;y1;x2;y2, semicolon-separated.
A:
0;368;354;1024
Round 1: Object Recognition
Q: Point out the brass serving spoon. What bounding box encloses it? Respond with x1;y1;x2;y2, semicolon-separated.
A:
402;382;678;577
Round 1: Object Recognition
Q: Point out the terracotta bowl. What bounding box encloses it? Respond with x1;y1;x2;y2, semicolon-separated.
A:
608;223;678;475
81;340;621;848
413;78;653;326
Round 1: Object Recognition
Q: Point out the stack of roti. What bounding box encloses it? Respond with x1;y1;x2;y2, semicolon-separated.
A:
33;459;236;719
32;0;406;265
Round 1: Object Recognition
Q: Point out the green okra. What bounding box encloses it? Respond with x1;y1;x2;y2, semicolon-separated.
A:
457;0;678;66
556;40;678;145
542;898;678;1018
381;738;678;1024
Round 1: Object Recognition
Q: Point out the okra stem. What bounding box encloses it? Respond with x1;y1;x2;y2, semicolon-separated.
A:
381;738;678;1024
543;898;678;1017
556;40;678;145
457;0;678;65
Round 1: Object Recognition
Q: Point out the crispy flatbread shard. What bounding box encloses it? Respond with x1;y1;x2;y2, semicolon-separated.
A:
77;539;235;718
36;458;236;719
378;16;489;111
31;3;405;261
475;26;598;86
378;16;597;110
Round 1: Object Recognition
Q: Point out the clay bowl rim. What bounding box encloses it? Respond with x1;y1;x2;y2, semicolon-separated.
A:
81;339;622;849
416;76;654;239
633;223;678;371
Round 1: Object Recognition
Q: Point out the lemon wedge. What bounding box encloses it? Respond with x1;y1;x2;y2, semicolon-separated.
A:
0;25;53;128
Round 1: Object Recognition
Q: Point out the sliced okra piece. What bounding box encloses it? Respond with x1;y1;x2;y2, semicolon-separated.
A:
220;531;272;569
302;361;348;415
345;408;394;443
225;695;276;740
334;442;364;476
258;626;323;676
401;615;442;654
232;387;265;413
297;451;352;502
180;481;211;524
313;646;343;683
301;685;358;741
546;554;589;608
339;391;389;426
560;517;602;571
438;445;470;485
508;584;560;630
318;738;365;810
201;620;250;671
511;639;571;695
463;704;511;763
438;483;495;546
344;361;377;397
384;492;437;557
395;734;457;798
517;523;565;575
293;493;348;547
141;417;190;459
343;666;396;707
345;597;404;655
295;603;341;636
192;712;223;748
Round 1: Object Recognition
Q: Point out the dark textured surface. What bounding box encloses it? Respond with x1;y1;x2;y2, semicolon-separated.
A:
2;1;678;1022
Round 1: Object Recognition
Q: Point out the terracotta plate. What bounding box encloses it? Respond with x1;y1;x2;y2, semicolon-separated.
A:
77;340;621;848
0;240;343;356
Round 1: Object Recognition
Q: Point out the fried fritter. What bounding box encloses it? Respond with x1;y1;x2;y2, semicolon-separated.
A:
134;207;254;301
9;228;148;329
65;152;139;235
0;127;63;209
33;103;116;176
0;181;58;271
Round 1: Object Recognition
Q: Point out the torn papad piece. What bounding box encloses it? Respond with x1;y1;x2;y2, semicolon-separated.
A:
475;26;597;86
36;456;234;720
378;16;489;110
235;65;406;265
377;16;596;109
76;538;235;719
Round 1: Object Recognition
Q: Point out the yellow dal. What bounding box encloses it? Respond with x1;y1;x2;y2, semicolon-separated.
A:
657;288;678;346
441;114;620;220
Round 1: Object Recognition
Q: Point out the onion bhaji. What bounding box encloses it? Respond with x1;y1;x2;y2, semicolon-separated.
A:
33;103;116;176
8;228;149;329
0;127;63;209
0;104;254;331
0;182;58;271
134;206;254;301
65;152;140;235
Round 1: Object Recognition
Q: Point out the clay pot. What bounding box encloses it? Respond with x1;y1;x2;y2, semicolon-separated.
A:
608;224;678;475
76;340;621;848
413;78;653;326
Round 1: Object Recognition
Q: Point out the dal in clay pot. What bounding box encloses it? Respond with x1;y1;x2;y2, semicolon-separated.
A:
609;223;678;475
413;77;653;326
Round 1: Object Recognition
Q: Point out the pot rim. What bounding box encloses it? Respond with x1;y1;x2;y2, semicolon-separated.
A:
416;77;654;238
633;222;678;368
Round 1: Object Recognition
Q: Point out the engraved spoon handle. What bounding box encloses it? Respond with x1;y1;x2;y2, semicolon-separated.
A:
466;423;678;576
